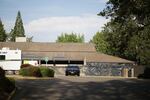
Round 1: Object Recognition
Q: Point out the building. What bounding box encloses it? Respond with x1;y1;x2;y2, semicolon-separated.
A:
0;42;134;77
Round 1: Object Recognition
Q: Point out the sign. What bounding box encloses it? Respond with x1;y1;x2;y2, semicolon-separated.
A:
44;57;49;62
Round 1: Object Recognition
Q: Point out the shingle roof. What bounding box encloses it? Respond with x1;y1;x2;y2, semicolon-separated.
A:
0;42;134;63
0;42;95;52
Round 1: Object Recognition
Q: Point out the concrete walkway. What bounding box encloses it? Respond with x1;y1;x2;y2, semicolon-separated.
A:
11;76;150;100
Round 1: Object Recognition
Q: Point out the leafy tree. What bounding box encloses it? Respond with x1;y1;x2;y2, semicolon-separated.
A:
91;32;109;54
10;11;25;41
99;0;150;65
56;33;84;43
102;19;138;57
99;0;150;26
0;19;7;42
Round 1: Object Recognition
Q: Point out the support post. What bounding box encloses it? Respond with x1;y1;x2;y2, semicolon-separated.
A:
131;68;134;77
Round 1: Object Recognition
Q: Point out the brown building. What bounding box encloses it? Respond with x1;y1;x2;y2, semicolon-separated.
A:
0;42;134;77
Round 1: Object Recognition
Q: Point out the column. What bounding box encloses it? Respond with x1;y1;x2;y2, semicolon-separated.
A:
131;68;134;77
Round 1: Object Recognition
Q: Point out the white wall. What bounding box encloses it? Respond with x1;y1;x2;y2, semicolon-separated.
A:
16;37;27;42
0;49;21;70
0;49;21;60
23;60;38;66
0;61;21;70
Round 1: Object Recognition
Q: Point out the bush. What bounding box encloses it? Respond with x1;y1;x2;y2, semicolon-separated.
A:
20;64;33;68
29;67;41;77
0;68;15;100
40;67;55;77
0;77;15;93
138;66;150;79
0;67;5;78
19;67;30;76
19;67;41;77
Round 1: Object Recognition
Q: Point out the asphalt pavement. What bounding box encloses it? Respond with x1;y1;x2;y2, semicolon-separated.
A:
11;76;150;100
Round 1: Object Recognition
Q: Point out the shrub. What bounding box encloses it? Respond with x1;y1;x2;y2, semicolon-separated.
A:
0;77;15;93
0;67;5;78
138;66;150;79
29;67;41;77
20;64;33;68
19;67;41;77
40;67;55;77
19;67;30;76
0;68;15;100
8;77;15;86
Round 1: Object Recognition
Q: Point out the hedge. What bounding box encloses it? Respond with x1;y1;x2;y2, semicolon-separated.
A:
19;66;55;77
19;67;41;77
0;68;15;100
138;66;150;79
0;67;5;78
40;67;55;77
0;77;15;93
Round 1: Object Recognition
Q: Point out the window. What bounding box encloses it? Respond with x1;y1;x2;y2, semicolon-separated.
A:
0;55;5;60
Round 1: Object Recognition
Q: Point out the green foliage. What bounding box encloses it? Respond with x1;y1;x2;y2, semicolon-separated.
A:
0;77;15;93
0;19;7;42
40;67;55;77
138;66;150;79
19;67;41;77
99;0;150;65
0;67;5;78
91;32;109;54
56;33;84;43
19;67;30;76
19;67;55;77
10;11;25;41
0;67;15;100
98;0;150;26
29;67;41;77
7;77;16;86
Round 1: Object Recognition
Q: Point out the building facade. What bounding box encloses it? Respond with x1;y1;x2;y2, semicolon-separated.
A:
0;42;134;77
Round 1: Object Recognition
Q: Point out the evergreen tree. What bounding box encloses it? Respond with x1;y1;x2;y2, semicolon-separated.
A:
10;11;25;41
0;19;7;42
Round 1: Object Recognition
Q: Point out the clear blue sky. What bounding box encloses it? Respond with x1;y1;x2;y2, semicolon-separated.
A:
0;0;108;42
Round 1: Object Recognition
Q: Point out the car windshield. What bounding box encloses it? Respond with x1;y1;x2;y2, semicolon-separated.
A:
67;66;79;70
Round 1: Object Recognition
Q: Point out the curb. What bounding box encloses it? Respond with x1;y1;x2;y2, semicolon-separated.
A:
6;75;54;80
7;87;17;100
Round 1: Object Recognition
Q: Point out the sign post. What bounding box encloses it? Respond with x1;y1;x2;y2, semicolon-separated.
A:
44;57;49;67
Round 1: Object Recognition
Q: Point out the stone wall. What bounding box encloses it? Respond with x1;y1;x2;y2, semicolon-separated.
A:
48;62;133;77
133;65;145;77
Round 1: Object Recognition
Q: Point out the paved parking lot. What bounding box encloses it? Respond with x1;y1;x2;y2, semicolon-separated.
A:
12;76;150;100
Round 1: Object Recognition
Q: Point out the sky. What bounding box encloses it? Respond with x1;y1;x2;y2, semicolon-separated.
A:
0;0;109;42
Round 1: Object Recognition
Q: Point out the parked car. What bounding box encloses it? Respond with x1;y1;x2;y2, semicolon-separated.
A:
65;65;80;76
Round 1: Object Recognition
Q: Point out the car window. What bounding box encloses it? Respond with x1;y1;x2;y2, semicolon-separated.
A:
67;66;79;69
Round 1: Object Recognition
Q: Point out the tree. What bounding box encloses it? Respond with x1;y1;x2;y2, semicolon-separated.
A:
98;0;150;26
91;32;109;54
10;11;25;41
0;19;7;42
56;33;84;43
27;36;33;42
99;0;150;65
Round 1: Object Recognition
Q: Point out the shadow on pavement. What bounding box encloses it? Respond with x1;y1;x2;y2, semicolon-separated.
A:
12;78;150;100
